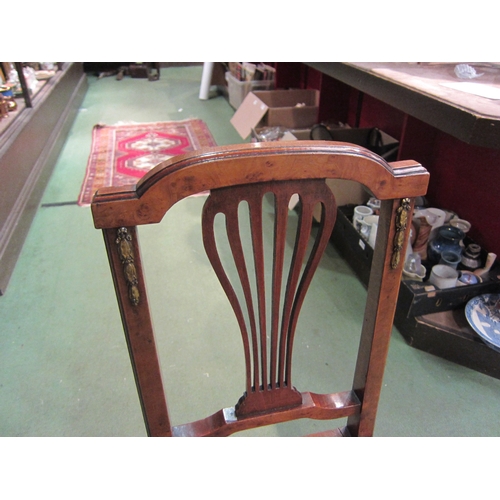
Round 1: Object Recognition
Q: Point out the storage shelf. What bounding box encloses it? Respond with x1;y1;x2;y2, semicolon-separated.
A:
0;78;50;136
0;62;88;295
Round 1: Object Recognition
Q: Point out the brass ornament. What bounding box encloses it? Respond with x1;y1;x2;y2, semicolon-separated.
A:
391;198;411;269
116;227;140;305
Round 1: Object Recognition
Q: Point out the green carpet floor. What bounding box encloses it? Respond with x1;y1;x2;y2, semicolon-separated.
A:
1;65;499;437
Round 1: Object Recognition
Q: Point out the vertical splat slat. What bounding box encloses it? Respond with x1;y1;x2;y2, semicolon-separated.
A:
248;197;268;390
277;189;318;388
286;200;337;383
202;202;253;394
202;179;336;417
270;191;289;390
225;206;261;390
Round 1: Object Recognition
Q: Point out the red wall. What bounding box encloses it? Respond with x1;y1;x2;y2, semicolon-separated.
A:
277;64;500;256
425;133;500;254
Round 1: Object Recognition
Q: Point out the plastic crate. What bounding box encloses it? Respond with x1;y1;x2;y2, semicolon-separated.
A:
225;72;274;109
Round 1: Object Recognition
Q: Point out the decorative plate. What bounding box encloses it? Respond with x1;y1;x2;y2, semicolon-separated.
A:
465;294;500;352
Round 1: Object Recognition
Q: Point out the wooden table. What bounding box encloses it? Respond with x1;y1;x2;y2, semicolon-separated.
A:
286;62;500;258
306;62;500;149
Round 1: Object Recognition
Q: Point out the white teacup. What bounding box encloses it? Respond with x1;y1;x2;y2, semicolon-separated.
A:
353;205;373;232
429;264;459;289
364;215;379;248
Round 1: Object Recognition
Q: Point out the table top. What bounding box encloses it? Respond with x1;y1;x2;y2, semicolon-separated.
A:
306;62;500;149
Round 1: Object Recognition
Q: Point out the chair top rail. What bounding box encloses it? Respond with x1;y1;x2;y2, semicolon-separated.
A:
91;141;429;229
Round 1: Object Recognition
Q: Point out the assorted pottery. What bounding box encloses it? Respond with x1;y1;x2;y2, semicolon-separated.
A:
352;199;496;290
351;200;500;352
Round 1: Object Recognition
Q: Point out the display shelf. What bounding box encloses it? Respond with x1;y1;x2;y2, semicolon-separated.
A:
0;62;88;295
0;77;50;136
0;62;62;138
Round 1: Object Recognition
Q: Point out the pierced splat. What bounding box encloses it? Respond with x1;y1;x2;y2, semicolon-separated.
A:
202;179;337;418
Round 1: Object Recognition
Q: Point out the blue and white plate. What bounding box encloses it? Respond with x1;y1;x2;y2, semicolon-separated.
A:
465;294;500;353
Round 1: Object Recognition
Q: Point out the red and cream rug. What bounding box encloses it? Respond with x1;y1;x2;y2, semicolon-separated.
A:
78;119;217;206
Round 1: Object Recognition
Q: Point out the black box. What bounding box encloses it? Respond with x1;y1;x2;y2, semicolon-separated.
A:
395;309;500;380
333;205;500;316
332;205;373;286
332;205;500;379
129;64;150;79
311;124;399;161
397;276;500;318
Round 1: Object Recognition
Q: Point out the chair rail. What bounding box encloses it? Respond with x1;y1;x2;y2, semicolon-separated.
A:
92;141;428;229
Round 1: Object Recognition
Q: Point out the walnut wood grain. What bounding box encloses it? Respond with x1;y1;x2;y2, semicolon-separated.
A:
92;141;429;437
346;198;416;436
202;179;336;417
92;142;428;229
172;390;360;437
102;227;172;436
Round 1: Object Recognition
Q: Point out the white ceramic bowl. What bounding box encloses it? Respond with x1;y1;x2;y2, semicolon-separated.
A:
429;264;459;289
450;218;471;233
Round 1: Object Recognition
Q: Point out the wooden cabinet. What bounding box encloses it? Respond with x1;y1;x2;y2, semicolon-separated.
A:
0;62;88;294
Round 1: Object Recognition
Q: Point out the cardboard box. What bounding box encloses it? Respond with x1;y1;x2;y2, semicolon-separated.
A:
293;125;396;216
286;128;370;214
251;126;370;214
225;72;274;110
230;89;319;139
287;128;313;140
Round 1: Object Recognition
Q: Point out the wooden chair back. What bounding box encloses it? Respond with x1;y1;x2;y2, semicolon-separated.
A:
91;141;428;436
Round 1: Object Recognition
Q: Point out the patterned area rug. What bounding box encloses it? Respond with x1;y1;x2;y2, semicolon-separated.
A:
78;119;217;206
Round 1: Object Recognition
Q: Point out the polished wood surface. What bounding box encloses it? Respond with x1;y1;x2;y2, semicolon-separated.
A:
202;179;336;418
92;141;428;229
306;62;500;149
92;141;429;436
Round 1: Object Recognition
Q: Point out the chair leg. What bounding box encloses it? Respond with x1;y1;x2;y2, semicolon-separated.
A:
103;227;172;436
347;198;414;436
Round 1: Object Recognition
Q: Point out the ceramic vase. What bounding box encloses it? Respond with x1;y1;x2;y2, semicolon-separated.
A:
427;225;465;265
460;243;482;271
